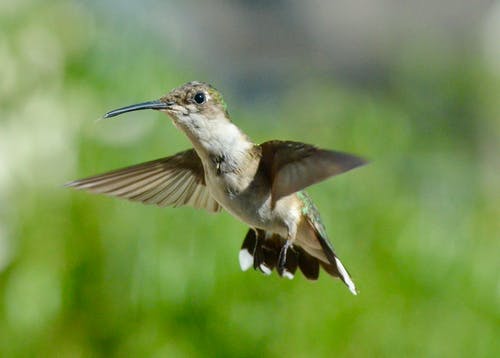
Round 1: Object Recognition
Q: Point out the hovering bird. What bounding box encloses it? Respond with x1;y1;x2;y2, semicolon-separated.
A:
66;81;366;294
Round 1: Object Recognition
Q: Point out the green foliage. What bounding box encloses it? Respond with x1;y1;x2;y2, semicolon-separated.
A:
0;1;498;357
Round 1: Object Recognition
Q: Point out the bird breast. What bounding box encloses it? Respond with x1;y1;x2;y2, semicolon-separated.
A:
205;165;298;237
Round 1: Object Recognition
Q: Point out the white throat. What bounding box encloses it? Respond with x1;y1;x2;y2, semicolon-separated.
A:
178;112;254;164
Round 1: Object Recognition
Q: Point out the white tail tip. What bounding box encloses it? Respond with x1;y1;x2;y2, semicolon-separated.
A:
239;249;253;271
259;264;272;275
335;257;357;295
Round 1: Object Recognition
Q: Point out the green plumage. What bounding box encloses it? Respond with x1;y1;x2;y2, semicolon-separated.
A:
207;87;228;112
297;191;328;240
297;191;340;271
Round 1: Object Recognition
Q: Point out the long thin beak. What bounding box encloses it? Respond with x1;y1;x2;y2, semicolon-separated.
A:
103;100;171;119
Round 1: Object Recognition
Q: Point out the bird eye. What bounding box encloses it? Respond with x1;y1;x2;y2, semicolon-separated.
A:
194;92;206;104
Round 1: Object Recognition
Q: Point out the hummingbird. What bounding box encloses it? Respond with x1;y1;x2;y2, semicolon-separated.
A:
66;81;366;295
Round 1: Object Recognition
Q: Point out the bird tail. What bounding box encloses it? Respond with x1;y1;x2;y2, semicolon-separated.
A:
312;235;357;295
238;228;353;288
239;229;357;295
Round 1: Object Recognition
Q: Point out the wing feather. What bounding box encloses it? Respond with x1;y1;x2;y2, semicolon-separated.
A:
66;149;222;213
260;140;367;202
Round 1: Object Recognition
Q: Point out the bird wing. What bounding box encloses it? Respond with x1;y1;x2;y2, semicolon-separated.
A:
259;140;367;202
65;149;222;213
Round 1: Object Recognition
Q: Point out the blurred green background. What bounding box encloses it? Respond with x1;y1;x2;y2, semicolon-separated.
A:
0;0;498;356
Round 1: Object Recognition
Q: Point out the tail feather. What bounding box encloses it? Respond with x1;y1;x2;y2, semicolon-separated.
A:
295;246;319;280
239;229;257;271
333;256;357;295
257;231;280;272
297;191;357;294
238;227;357;294
238;229;319;281
312;228;357;295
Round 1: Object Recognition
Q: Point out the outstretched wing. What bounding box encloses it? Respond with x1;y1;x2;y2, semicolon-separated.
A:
260;140;367;202
65;149;222;213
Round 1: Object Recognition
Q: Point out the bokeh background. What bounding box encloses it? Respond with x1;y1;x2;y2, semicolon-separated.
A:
0;0;499;356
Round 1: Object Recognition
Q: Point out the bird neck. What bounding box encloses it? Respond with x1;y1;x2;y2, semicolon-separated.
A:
181;113;256;170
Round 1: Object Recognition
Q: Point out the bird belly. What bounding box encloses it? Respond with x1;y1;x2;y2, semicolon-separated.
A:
206;173;298;236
